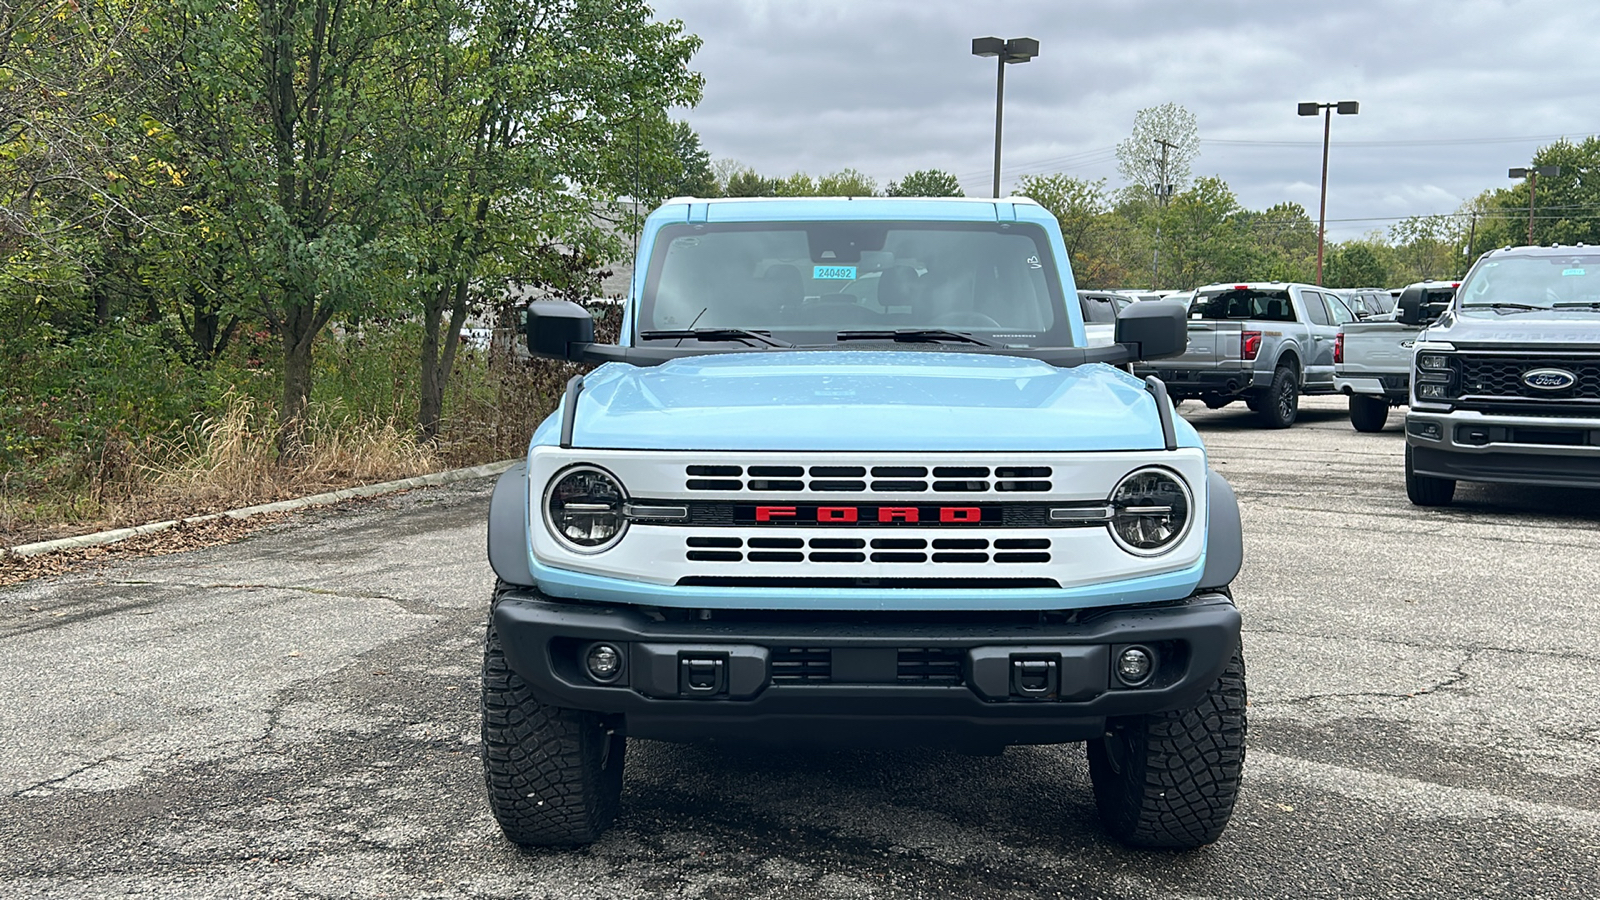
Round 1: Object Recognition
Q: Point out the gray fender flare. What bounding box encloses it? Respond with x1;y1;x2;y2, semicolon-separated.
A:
486;462;536;587
1199;468;1243;590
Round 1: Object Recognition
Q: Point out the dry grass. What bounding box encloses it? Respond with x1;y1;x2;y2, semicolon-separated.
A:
1;393;439;549
141;393;438;512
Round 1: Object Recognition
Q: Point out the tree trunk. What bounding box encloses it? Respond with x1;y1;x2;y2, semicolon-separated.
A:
277;298;316;455
418;276;471;442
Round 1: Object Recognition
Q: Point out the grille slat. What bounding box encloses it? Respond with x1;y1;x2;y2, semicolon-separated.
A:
897;648;964;684
684;463;1054;493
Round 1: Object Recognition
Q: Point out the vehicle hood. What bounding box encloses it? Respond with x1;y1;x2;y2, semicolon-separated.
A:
1431;308;1600;350
562;350;1196;452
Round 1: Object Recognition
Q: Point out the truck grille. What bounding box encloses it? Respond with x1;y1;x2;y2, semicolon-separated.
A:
768;647;965;685
685;465;1052;493
1458;357;1600;400
684;536;1051;565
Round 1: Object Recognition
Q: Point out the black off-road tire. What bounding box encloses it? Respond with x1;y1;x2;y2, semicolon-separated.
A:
1087;644;1247;849
1405;444;1456;507
482;610;625;848
1348;395;1389;433
1254;367;1299;429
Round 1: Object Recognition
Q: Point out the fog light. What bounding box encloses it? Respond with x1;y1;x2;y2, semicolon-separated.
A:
585;643;623;682
1116;646;1154;686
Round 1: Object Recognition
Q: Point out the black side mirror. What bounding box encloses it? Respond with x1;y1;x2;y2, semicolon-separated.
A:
525;300;595;361
1115;300;1187;361
1395;288;1423;325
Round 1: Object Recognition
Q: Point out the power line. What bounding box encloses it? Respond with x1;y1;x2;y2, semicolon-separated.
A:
1204;131;1599;149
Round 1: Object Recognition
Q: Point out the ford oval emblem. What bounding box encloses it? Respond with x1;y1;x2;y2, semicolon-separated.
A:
1522;368;1578;391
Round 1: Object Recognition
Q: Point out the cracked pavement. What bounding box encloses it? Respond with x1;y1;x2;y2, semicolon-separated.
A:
1;397;1598;898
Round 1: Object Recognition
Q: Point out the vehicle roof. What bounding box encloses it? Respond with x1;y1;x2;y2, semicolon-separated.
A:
651;195;1050;224
668;196;1043;207
1193;281;1317;290
1480;244;1600;259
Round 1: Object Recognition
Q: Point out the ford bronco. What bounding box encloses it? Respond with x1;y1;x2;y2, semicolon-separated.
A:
484;197;1247;849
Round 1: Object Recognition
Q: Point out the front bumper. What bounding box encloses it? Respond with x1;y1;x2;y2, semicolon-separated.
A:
492;587;1241;749
1406;407;1600;487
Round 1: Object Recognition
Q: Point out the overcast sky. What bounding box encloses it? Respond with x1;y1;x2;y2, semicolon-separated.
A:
651;0;1600;241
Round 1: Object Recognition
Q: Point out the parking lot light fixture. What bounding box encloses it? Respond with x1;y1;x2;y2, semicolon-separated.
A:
1509;165;1561;245
973;36;1040;199
1299;100;1359;285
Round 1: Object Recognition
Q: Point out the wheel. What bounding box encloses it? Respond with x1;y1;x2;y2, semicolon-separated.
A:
1348;395;1389;433
1201;395;1233;410
1254;367;1299;428
1243;395;1263;413
1088;644;1247;849
482;602;625;847
1405;444;1456;507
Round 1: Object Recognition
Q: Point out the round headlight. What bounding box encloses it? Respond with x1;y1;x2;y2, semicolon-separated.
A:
1108;467;1192;556
544;465;627;552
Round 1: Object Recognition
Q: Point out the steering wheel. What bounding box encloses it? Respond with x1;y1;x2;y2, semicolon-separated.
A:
931;311;1002;328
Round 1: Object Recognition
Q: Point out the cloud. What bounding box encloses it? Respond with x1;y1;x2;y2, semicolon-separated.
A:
653;0;1600;239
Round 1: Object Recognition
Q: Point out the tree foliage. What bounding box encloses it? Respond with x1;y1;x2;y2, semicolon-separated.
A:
1115;103;1200;200
886;169;963;197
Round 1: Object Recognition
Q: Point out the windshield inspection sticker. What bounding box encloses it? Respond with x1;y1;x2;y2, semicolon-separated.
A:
813;265;857;280
1564;268;1586;276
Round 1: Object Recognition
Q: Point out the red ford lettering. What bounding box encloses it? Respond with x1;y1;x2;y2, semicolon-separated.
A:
939;507;982;523
817;506;859;523
755;506;797;522
878;507;919;523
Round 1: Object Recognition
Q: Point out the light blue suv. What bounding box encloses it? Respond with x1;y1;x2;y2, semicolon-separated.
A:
484;197;1246;849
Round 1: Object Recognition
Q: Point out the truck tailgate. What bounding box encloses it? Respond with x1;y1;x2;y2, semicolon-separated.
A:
1165;320;1243;368
1338;322;1421;376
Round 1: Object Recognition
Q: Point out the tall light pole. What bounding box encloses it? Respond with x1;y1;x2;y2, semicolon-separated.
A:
972;36;1039;199
1298;100;1359;285
1509;165;1561;246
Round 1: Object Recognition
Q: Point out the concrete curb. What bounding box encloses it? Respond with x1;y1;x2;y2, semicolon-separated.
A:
5;459;520;560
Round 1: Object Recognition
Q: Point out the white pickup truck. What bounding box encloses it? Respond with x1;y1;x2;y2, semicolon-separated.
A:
1333;281;1458;432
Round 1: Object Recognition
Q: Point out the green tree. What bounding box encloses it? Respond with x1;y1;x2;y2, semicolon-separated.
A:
1115;103;1200;201
1236;202;1316;283
1157;176;1253;289
668;120;717;197
1388;215;1464;283
886;169;963;197
724;169;778;197
384;0;702;438
816;168;877;196
1324;242;1389;288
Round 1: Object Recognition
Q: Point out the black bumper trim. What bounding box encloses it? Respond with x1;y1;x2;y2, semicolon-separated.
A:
1410;444;1600;488
491;589;1241;747
1133;367;1258;399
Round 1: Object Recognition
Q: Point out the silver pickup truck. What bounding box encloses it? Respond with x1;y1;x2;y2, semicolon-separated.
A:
1405;247;1600;506
1134;282;1355;428
1333;281;1457;432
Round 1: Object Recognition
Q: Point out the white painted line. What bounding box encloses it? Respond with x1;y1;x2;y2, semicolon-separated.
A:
4;459;520;559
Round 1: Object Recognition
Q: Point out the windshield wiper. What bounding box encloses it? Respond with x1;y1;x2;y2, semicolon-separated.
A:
1552;302;1600;311
834;329;1000;348
1461;302;1543;313
639;328;793;348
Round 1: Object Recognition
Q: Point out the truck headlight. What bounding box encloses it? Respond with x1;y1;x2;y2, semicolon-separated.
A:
1108;467;1192;556
1417;354;1452;371
544;465;628;552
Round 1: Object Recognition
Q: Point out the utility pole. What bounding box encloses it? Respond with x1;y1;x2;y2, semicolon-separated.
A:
1152;139;1177;288
1466;210;1477;263
1509;165;1561;246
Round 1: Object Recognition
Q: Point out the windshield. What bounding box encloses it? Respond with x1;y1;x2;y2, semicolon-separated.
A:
1191;288;1297;322
1458;255;1600;309
638;221;1069;345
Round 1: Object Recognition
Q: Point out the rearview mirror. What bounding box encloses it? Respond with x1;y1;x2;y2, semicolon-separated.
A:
1115;300;1187;361
525;300;595;361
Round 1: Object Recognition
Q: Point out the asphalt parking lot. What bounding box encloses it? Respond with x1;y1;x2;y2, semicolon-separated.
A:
2;395;1598;899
